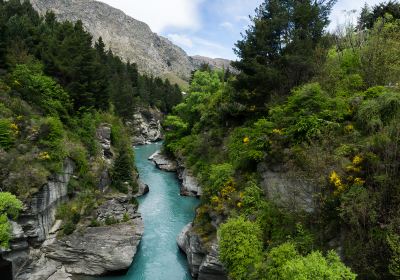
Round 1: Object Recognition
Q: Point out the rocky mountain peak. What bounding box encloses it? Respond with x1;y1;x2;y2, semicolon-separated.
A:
29;0;233;84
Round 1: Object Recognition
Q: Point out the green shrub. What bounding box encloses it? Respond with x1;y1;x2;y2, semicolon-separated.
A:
203;163;234;198
105;215;117;225
63;221;76;235
219;216;263;280
0;192;23;248
0;119;15;150
228;121;272;169
260;243;356;280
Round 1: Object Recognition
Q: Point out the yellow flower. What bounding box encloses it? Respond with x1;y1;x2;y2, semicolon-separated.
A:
344;124;354;133
272;128;284;135
243;137;250;144
38;152;51;160
330;171;345;195
10;123;19;135
352;155;363;166
211;196;219;204
354;178;366;186
237;202;243;208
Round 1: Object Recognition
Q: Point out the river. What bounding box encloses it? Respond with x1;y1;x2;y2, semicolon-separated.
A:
100;142;199;280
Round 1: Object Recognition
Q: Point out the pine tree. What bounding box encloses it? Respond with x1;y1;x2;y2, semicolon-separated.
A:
232;0;336;109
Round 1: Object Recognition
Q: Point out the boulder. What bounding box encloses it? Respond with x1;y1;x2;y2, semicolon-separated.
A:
135;179;149;197
149;151;177;172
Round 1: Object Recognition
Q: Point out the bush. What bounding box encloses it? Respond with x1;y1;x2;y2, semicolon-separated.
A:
105;215;117;225
63;221;76;235
261;243;356;280
0;119;15;150
219;216;263;280
0;192;23;248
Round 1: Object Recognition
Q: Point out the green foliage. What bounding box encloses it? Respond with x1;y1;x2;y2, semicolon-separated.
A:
232;0;335;109
0;192;23;248
112;144;134;193
387;233;400;277
105;215;117;225
0;118;15;150
10;63;71;118
228;119;273;168
219;216;263;280
0;214;11;248
203;163;234;198
62;221;76;235
259;243;356;280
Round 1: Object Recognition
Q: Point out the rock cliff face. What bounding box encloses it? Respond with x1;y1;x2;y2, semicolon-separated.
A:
29;0;233;82
177;223;227;280
2;123;145;280
128;108;163;145
257;163;315;213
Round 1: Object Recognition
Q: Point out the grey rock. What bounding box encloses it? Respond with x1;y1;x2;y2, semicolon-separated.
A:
177;223;227;280
44;220;143;276
96;124;113;161
130;109;163;145
96;196;139;223
149;151;177;172
29;0;234;82
258;163;316;213
135;179;149;197
19;159;75;247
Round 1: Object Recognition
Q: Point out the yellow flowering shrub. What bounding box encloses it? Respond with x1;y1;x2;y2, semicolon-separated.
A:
330;171;346;195
272;128;284;135
38;151;51;160
344;124;354;133
352;155;363;165
243;137;250;144
354;177;366;186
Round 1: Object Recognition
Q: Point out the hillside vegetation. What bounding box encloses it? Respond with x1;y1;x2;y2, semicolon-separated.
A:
164;1;400;279
0;0;181;244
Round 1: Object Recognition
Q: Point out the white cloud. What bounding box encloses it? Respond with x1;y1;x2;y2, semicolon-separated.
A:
220;21;234;30
167;34;193;48
98;0;204;33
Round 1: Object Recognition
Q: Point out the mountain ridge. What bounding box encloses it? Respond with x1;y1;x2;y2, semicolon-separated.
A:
29;0;233;83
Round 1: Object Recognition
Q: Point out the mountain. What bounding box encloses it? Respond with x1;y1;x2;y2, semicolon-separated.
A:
29;0;233;84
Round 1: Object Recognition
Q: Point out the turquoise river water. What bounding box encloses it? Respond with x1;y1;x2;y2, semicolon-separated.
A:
101;142;199;280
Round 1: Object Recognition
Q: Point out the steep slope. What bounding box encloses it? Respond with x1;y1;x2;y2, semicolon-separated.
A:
29;0;233;83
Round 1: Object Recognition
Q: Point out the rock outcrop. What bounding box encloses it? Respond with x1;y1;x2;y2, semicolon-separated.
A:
257;163;315;213
11;194;143;280
29;0;233;83
129;108;163;145
177;223;227;280
178;168;202;197
2;159;75;279
44;219;143;276
148;151;177;172
148;150;202;196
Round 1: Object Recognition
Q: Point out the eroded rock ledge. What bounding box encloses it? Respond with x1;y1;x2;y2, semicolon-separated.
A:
177;223;227;280
11;195;144;280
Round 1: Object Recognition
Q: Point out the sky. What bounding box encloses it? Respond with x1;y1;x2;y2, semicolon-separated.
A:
99;0;384;60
